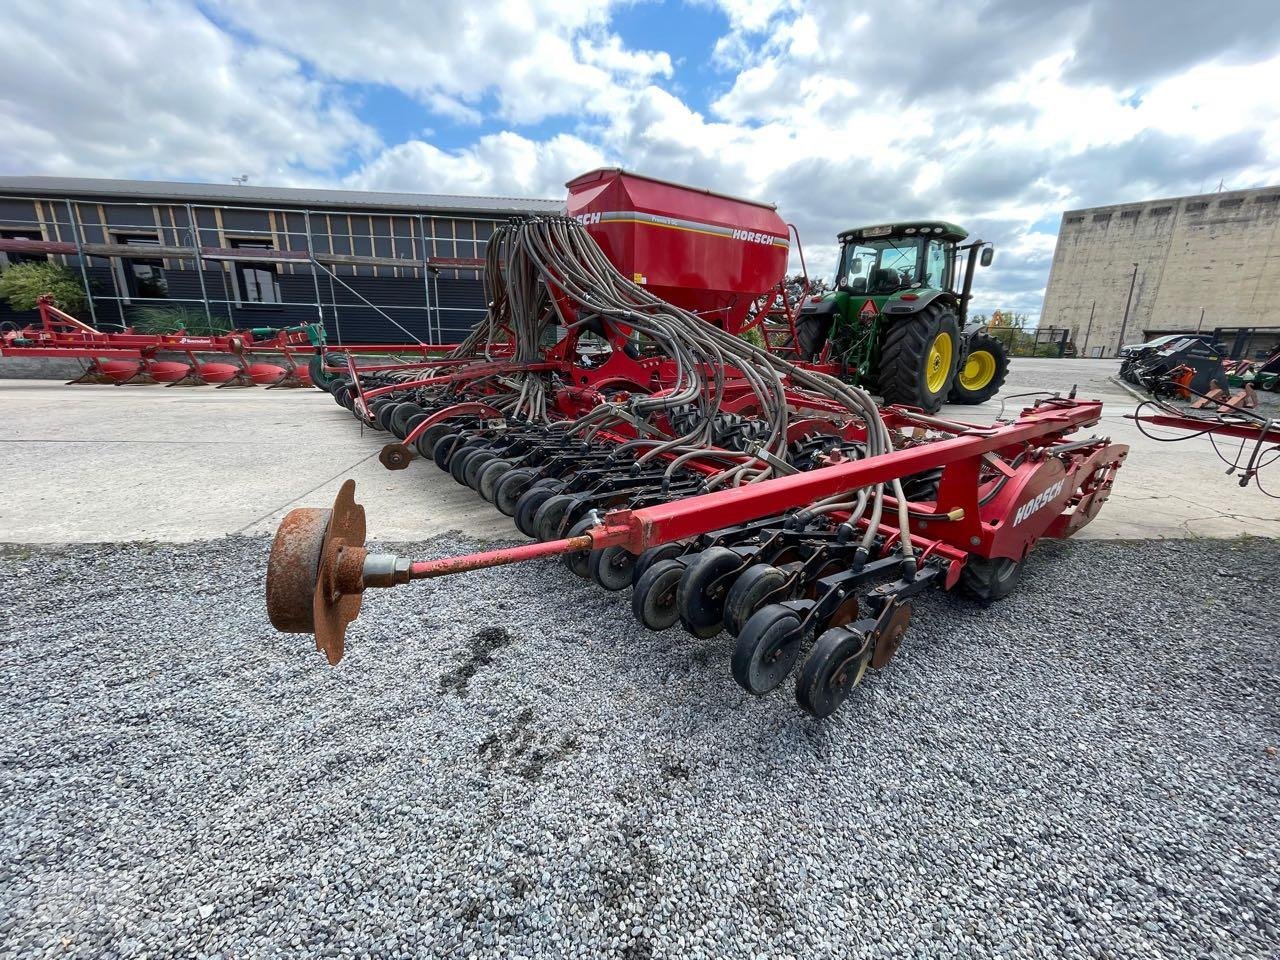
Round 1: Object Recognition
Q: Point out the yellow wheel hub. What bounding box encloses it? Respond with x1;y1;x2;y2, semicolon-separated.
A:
958;349;997;390
925;331;954;394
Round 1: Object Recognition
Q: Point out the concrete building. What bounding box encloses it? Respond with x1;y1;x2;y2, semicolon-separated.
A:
0;176;562;343
1040;185;1280;359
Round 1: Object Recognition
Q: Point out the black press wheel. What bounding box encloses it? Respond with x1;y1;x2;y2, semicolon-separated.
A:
476;459;513;502
390;403;424;438
450;446;484;484
532;494;578;542
676;546;743;639
957;554;1025;603
795;626;871;719
631;542;685;587
374;401;400;432
589;545;635;591
412;424;443;458
632;559;683;631
432;433;461;470
494;468;540;516
463;450;498;489
723;564;789;637
731;604;804;696
514;484;560;537
562;518;596;578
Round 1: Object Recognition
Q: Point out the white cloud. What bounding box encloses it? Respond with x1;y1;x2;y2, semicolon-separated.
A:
2;0;1278;320
0;0;377;182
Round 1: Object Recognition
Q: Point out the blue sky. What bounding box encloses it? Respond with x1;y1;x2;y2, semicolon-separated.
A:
3;0;1280;318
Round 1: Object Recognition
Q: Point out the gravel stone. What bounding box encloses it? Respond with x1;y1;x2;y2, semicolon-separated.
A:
0;535;1275;959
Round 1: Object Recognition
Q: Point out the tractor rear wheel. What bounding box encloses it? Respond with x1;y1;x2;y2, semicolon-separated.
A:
877;304;960;414
948;333;1009;404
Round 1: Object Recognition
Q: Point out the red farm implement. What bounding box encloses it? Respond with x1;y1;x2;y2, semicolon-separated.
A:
0;295;458;389
265;170;1128;719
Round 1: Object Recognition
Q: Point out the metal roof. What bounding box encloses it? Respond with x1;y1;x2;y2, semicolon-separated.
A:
0;175;566;216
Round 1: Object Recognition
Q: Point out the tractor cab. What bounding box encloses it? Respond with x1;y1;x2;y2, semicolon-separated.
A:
794;220;1005;413
835;221;969;300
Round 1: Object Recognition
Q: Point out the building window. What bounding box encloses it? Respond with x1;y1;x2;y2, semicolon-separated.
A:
1065;215;1085;224
0;229;46;270
1092;213;1112;223
1185;202;1208;213
116;233;168;298
1120;210;1139;219
1151;206;1173;215
1218;198;1243;209
231;239;281;305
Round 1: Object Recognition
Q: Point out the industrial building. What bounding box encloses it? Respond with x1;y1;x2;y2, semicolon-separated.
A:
1040;184;1280;359
0;176;562;343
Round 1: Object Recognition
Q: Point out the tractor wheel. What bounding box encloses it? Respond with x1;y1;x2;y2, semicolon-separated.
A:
948;333;1009;404
877;304;960;414
957;555;1025;603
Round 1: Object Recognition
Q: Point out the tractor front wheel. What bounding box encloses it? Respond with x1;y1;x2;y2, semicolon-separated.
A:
948;333;1009;404
877;304;960;414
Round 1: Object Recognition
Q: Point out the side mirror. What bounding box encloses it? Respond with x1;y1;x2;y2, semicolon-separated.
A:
980;247;994;267
850;256;863;272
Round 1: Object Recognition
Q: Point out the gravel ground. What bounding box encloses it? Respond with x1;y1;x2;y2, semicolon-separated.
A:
1;535;1276;960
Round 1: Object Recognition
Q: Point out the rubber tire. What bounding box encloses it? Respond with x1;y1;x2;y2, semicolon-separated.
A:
731;604;803;696
390;403;423;438
476;459;513;502
877;303;961;414
562;518;595;578
463;450;498;489
676;547;743;639
375;401;400;432
494;468;539;517
532;494;577;542
451;446;485;485
432;433;461;470
723;564;789;637
948;332;1009;404
795;626;871;719
308;354;334;391
515;486;559;538
632;559;683;631
957;555;1025;603
416;424;450;459
589;546;636;591
632;542;685;587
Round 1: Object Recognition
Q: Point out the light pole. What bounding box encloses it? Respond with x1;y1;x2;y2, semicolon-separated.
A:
1196;307;1205;332
1081;300;1096;358
1115;262;1138;356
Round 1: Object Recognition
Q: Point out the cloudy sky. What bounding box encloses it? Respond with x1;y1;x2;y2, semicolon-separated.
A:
3;0;1280;318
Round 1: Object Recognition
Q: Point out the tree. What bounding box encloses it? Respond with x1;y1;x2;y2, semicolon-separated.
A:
0;262;89;316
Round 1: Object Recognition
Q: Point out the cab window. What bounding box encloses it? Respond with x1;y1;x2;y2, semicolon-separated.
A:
924;239;950;289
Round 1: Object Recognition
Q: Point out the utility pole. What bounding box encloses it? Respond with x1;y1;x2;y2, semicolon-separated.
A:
1081;300;1096;358
1115;262;1139;356
1196;307;1205;332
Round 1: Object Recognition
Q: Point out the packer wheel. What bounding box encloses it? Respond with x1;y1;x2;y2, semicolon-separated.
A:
589;545;635;591
723;564;789;637
515;485;560;537
632;559;683;631
415;424;449;459
730;604;803;696
390;403;423;437
476;459;514;502
632;542;685;587
562;517;596;578
676;547;742;639
432;433;461;470
494;468;539;516
533;494;578;542
795;626;871;719
463;450;498;489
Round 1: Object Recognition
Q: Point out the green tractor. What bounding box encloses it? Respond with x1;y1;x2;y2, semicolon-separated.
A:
795;221;1009;413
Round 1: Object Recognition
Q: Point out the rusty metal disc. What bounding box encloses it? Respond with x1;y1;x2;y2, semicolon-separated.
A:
379;442;413;471
312;480;368;665
871;603;912;669
266;507;332;633
824;593;861;629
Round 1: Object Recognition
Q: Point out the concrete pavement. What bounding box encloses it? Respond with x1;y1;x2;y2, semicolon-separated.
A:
2;358;1277;544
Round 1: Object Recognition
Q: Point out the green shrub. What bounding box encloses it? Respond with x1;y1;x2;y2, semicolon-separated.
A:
0;262;89;315
130;306;232;337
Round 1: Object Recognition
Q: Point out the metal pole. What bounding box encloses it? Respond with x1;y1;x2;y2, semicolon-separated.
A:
1081;300;1096;357
1115;262;1138;357
186;204;213;325
1196;307;1205;332
303;210;326;328
64;199;98;328
417;214;435;341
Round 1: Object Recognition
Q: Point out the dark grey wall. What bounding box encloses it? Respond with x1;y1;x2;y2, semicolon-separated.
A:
0;195;494;344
